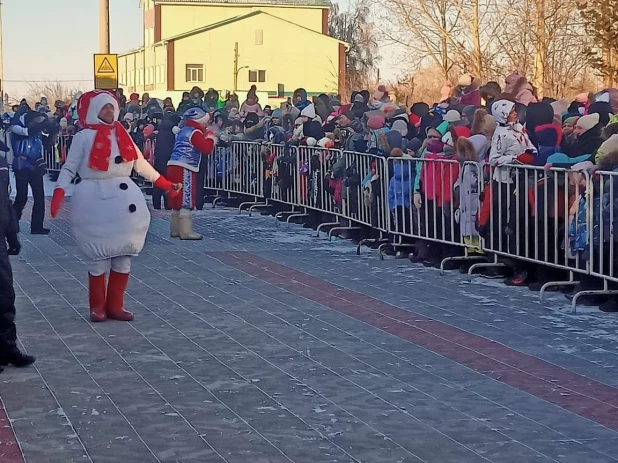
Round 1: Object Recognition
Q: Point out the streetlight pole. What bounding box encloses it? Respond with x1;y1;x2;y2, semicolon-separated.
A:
99;0;110;54
232;42;248;93
233;42;239;92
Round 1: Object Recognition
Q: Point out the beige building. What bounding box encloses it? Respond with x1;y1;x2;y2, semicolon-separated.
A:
118;0;346;105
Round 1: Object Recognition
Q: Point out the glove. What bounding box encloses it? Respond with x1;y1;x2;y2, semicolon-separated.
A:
7;234;21;256
414;193;423;210
205;130;218;145
154;175;181;192
50;188;65;218
516;152;535;165
154;176;182;199
168;188;182;200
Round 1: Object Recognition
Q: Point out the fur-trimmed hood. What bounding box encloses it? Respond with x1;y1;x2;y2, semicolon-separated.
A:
598;148;618;172
504;73;537;106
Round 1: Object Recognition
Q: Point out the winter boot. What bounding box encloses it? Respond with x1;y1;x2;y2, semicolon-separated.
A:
0;349;35;368
170;210;180;238
179;209;202;240
89;273;107;322
106;271;134;321
600;297;618;313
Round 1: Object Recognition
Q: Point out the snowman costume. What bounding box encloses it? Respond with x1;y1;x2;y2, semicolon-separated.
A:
51;90;180;322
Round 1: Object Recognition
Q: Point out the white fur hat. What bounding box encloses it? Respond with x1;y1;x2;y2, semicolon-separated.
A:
576;113;600;133
317;137;334;148
443;110;461;123
301;104;316;119
458;74;473;87
391;120;408;137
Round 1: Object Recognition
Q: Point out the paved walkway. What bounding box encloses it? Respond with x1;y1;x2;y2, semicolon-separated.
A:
2;200;618;463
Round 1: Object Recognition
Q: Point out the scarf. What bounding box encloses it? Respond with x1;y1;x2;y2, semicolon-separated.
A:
84;121;139;171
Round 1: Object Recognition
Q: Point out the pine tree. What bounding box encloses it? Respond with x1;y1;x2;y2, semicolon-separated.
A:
578;0;618;86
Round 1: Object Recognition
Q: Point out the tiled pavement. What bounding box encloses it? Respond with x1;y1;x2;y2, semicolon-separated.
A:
2;199;618;463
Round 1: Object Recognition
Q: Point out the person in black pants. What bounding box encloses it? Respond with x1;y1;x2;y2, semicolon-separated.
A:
152;114;181;209
0;150;36;372
10;111;50;234
195;147;208;210
196;110;225;210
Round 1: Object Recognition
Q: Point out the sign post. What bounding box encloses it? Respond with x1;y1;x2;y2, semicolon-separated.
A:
94;54;118;89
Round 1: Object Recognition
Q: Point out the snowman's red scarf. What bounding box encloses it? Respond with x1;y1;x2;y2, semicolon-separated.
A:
83;121;139;171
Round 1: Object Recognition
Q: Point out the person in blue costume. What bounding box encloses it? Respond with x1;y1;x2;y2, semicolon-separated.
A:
167;108;216;240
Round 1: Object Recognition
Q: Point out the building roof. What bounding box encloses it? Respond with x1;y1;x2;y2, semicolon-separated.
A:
154;0;330;7
155;10;347;47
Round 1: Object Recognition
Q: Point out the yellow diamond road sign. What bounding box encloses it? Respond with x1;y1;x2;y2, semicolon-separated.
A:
94;54;118;90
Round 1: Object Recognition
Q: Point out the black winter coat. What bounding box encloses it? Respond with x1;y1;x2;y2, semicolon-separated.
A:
0;156;18;239
154;120;177;172
562;126;603;162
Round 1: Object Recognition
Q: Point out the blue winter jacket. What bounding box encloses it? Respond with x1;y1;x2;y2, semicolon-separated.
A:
10;114;43;172
602;168;618;243
388;160;414;211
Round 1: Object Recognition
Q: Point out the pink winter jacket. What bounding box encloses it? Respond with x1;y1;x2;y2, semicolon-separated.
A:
240;102;264;118
504;73;538;106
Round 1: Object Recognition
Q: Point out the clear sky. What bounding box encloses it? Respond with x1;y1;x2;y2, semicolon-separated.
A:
2;0;397;100
3;0;143;99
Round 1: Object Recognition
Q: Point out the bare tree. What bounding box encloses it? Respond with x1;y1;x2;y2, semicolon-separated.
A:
378;0;512;80
387;75;416;105
328;0;378;100
379;0;462;80
380;0;597;98
494;0;590;97
20;82;81;109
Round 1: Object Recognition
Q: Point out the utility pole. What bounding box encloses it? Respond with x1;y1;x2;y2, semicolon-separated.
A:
99;0;110;54
233;42;239;92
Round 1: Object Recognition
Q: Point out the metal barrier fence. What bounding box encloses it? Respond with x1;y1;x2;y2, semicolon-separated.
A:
40;135;618;309
341;151;390;233
220;141;618;309
45;134;151;186
588;171;618;298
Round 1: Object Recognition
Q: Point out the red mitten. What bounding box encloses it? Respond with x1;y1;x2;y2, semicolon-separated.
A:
154;176;176;192
51;188;65;218
168;188;182;200
516;153;535;165
154;176;182;199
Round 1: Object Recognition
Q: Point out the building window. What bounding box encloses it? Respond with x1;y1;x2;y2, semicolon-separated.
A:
249;69;266;83
255;29;263;45
186;64;204;82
